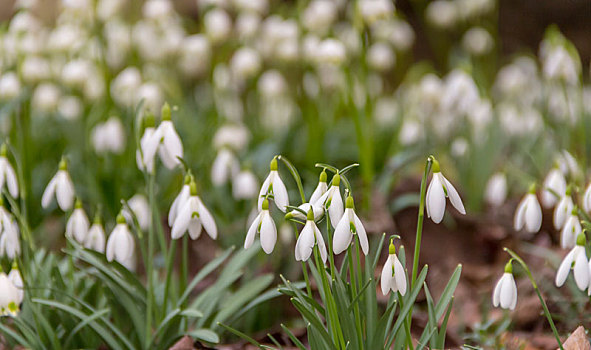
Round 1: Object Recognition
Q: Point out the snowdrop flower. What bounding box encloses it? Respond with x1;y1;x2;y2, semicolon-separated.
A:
244;198;277;254
560;207;581;249
583;182;591;214
171;181;217;240
258;157;289;212
333;195;369;255
0;272;20;316
295;209;327;263
232;170;259;200
42;158;75;211
553;190;574;230
315;173;344;228
380;240;407;296
204;9;232;43
484;172;507;207
230;47;261;81
492;261;517;310
0;72;21;100
169;174;192;226
7;263;23;305
0;144;18;198
143;103;184;170
286;202;324;222
0;211;20;259
211;149;240;186
65;199;90;244
85;216;106;253
106;213;135;267
91;117;126;155
137;113;156;172
309;170;328;205
556;233;589;291
425;159;466;224
541;167;566;208
514;184;542;233
315;39;346;65
367;42;395;72
125;194;151;232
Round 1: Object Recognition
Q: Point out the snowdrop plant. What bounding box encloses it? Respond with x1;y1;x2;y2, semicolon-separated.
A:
555;232;589;292
541;167;567;208
315;173;344;228
143;103;184;170
294;208;327;263
492;261;517;310
514;184;543;233
380;239;407;296
560;207;581;249
0;270;20;316
333;195;369;255
171;180;218;241
258;157;289;212
553;187;574;230
244;198;277;254
41;157;75;211
105;212;135;269
84;214;106;253
425;158;466;224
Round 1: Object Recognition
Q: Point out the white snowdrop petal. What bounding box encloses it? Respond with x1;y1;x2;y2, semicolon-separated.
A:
271;172;289;212
380;256;393;296
573;248;589;291
500;274;515;309
56;172;75;211
353;212;369;255
393;256;407;296
555;249;575;287
171;202;192;239
584;184;591;213
492;274;503;307
309;182;327;204
41;175;58;209
5;164;18;198
188;220;203;240
244;213;262;250
328;189;344;228
162;123;183;164
442;176;466;214
333;214;352;255
168;186;189;227
524;195;542;233
260;213;277;254
508;274;517;310
257;174;272;210
197;199;217;239
142;128;162;168
427;176;446;223
315;226;328;264
513;196;528;230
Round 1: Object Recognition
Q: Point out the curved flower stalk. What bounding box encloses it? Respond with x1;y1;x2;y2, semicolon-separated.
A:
244;198;277;254
65;199;89;244
484;172;507;207
295;209;327;263
258;157;289;212
541;167;566;208
137;112;156;172
555;232;589;292
492;261;517;310
171;181;217;240
84;215;106;253
315;173;344;228
106;213;135;269
425;159;466;224
0;271;20;316
143;103;184;170
380;240;407;296
333;195;368;255
514;184;542;233
560;207;581;249
42;157;75;211
168;174;192;226
553;189;573;230
0;144;18;198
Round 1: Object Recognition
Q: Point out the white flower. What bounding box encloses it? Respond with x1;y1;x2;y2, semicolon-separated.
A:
65;200;90;244
367;42;395;72
583;183;591;214
42;159;75;211
213;124;250;150
560;211;581;249
541;168;566;208
484;172;507;207
125;194;151;232
380;242;407;296
232;170;259;200
169;176;192;226
244;198;277;254
513;189;542;233
171;182;217;240
425;161;466;224
91;117;126;155
287;202;324;222
142;104;184;170
137;115;157;172
333;195;369;255
0;72;21;100
7;265;23;305
555;235;589;292
85;220;106;253
0;215;20;259
204;9;232;43
294;209;327;263
553;194;574;230
315;39;346;65
0;272;20;316
309;171;328;205
0;145;18;198
492;265;517;310
106;214;135;267
211;149;240;186
258;157;289;212
315;173;344;228
230;47;262;80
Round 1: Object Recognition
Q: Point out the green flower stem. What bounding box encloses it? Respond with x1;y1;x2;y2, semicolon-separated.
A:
145;173;157;347
397;294;415;350
181;235;188;308
326;212;336;279
163;238;177;313
411;156;433;286
504;248;564;350
348;243;364;350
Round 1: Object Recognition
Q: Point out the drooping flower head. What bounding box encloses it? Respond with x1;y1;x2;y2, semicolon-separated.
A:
541;167;566;208
169;173;192;227
65;199;90;244
553;185;574;230
244;198;277;254
514;183;542;233
0;144;18;198
7;262;23;305
309;169;328;205
380;239;407;296
142;103;184;170
137;111;156;172
560;206;581;249
315;173;344;228
106;213;135;269
556;232;589;292
258;157;289;212
295;208;327;263
492;261;517;310
484;172;507;207
42;157;75;211
333;195;369;255
85;214;106;253
425;158;466;224
171;180;218;240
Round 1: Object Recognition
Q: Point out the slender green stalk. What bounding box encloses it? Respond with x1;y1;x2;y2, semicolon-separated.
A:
348;244;363;350
163;238;177;312
411;156;433;286
181;235;188;305
278;155;306;203
145;173;156;347
326;212;336;279
397;295;415;350
504;248;564;350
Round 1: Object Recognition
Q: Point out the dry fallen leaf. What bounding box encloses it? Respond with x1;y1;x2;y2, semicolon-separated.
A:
561;326;590;350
